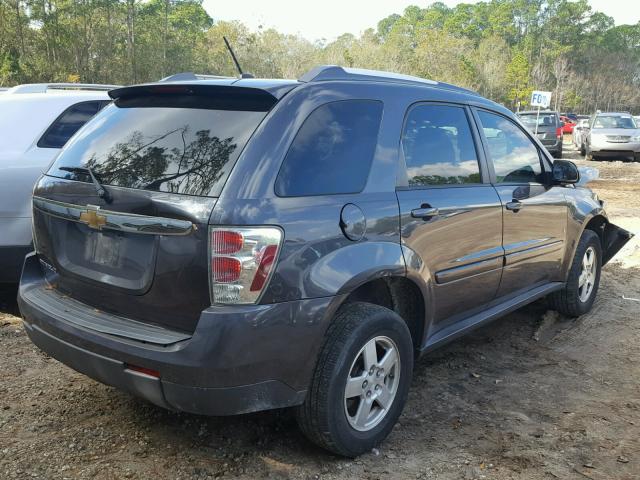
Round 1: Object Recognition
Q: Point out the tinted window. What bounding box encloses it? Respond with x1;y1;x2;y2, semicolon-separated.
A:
48;102;268;197
401;104;480;186
38;101;106;149
275;100;383;197
477;110;543;184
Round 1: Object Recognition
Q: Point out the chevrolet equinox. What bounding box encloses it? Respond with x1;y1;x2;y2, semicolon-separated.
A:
18;66;631;456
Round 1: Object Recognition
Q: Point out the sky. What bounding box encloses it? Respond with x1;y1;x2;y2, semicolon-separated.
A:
202;0;640;42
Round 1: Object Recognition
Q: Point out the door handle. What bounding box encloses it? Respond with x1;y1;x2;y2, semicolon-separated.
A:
505;200;522;212
411;206;440;219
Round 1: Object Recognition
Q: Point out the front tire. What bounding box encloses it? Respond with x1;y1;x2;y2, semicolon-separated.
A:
548;230;602;317
296;302;413;457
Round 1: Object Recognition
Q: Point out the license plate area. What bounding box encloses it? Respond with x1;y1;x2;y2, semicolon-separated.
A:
85;231;124;268
44;216;158;293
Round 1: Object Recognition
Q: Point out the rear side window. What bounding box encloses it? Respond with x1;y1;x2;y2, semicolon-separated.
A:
275;100;383;197
477;110;543;184
47;100;269;197
38;101;108;149
401;104;481;186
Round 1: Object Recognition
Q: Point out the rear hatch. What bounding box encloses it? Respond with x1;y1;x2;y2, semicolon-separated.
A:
31;82;282;333
518;112;560;145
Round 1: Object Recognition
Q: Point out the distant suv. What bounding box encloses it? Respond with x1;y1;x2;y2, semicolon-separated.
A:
0;83;116;283
585;112;640;161
517;110;563;158
18;67;631;456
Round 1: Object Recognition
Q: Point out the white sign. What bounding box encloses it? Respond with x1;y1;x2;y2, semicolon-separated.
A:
530;90;552;108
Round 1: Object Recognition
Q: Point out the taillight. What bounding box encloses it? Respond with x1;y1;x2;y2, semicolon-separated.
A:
556;127;563;138
209;227;282;304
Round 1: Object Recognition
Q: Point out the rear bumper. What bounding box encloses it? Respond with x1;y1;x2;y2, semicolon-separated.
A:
541;140;562;154
19;253;338;415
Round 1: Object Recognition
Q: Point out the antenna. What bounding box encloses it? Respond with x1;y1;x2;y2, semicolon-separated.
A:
223;36;254;79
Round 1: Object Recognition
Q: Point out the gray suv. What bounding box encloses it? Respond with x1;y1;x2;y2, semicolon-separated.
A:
517;110;563;158
18;66;631;456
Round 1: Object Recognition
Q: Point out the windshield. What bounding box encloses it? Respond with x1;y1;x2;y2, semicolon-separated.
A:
518;113;557;127
593;116;636;129
47;102;268;197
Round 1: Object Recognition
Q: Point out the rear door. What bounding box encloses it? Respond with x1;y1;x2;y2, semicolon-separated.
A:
31;86;276;333
473;108;567;298
396;103;503;331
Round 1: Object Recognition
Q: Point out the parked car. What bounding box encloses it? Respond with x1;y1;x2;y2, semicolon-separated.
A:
573;118;591;155
517;110;563;157
0;87;8;94
585;112;640;161
0;83;116;283
18;67;631;457
560;115;577;134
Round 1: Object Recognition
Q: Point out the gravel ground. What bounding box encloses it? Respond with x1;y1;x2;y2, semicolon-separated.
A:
1;140;639;480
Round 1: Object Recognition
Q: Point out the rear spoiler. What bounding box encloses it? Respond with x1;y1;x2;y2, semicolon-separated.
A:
108;83;279;112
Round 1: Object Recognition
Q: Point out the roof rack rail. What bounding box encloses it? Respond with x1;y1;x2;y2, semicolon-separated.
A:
160;72;236;82
299;65;478;96
6;83;119;94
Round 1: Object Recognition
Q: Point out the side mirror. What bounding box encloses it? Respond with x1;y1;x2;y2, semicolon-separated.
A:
552;159;580;184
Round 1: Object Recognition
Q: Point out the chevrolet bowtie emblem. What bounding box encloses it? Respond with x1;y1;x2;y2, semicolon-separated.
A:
79;206;107;230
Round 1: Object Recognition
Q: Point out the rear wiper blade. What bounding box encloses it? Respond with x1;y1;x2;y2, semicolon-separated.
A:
59;166;112;203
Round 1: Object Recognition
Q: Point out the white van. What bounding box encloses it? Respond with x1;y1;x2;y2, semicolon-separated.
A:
0;84;116;282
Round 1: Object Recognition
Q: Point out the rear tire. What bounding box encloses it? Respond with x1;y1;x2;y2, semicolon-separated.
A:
548;229;601;317
296;302;413;457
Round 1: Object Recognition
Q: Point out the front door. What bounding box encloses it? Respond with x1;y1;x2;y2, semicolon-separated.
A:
396;103;504;333
474;109;568;298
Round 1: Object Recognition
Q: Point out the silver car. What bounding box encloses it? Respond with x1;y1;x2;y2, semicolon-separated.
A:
585;112;640;161
572;118;590;155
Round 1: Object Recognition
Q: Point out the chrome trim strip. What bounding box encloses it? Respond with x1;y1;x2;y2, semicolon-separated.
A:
33;196;195;236
504;240;564;266
435;256;503;284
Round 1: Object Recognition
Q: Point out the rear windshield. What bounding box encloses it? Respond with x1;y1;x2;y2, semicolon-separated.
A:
47;101;268;197
518;113;557;128
593;116;636;129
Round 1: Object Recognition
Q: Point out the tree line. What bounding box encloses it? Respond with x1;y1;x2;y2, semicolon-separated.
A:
1;0;639;113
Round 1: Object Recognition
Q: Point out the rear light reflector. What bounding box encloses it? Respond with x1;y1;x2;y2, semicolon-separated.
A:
126;364;160;378
250;244;279;292
209;227;283;304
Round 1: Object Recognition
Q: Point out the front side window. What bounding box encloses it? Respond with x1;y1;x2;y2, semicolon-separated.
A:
38;101;108;149
477;110;543;184
401;104;481;186
48;100;268;197
275;100;383;197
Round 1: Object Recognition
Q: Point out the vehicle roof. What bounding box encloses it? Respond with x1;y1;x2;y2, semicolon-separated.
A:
113;66;490;104
6;83;118;94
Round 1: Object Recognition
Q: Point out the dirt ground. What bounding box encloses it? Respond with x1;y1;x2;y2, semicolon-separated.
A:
1;139;639;480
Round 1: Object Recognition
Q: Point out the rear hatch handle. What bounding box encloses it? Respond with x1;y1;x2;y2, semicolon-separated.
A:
33;196;195;236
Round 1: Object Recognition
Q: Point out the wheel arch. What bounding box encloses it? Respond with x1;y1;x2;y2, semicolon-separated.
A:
329;275;428;353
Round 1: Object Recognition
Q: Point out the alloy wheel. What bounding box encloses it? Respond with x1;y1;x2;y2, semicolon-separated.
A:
578;246;597;302
343;336;400;432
